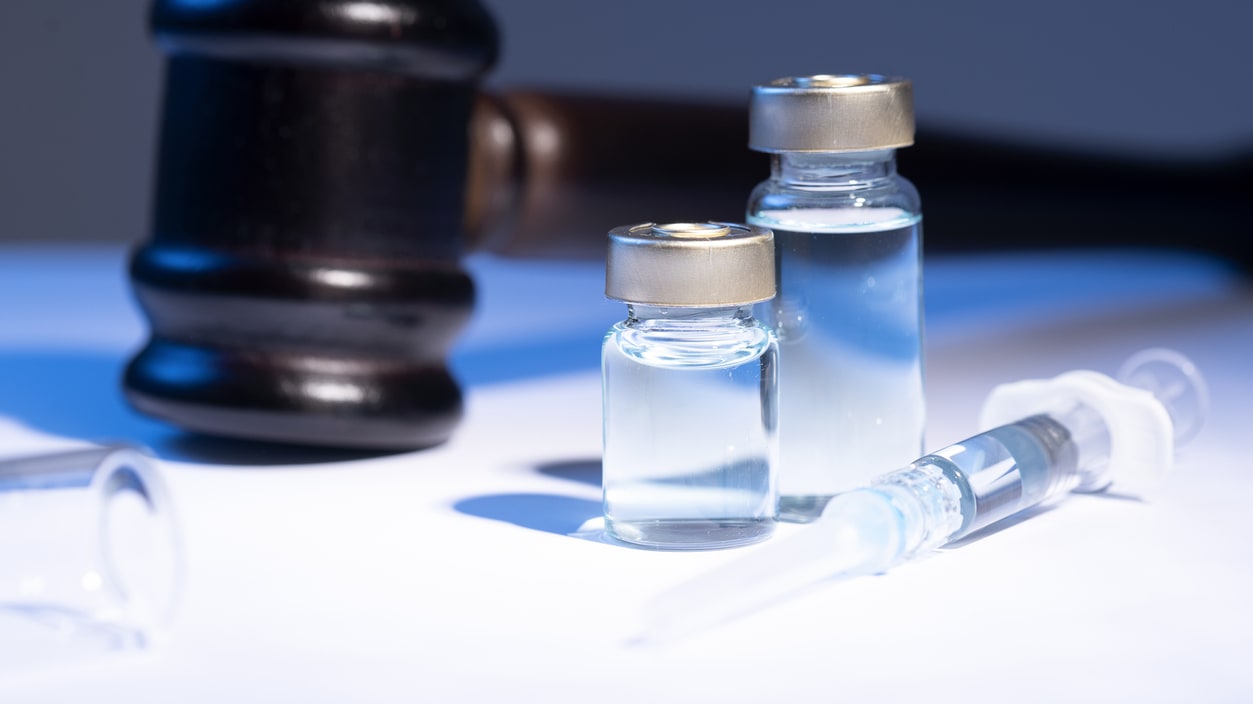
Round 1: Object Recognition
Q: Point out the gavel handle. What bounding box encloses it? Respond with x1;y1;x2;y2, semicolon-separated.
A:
466;90;1252;270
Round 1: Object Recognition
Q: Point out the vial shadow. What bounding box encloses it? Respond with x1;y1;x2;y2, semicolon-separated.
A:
536;458;602;486
453;457;622;544
453;493;602;536
457;457;778;550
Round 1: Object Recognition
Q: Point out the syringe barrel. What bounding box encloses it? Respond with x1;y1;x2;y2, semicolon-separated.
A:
908;413;1097;541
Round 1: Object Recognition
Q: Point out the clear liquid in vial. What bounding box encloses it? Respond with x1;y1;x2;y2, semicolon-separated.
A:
602;315;777;549
749;209;924;520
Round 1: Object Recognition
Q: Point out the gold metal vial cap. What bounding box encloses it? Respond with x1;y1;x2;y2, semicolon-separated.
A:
749;74;915;153
605;222;775;307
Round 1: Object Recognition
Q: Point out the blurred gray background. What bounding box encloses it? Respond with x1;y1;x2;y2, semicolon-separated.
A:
1;0;1250;243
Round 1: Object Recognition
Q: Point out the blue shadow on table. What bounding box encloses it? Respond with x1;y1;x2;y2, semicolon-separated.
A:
0;350;167;444
0;350;397;465
453;458;615;543
536;458;602;487
454;493;602;535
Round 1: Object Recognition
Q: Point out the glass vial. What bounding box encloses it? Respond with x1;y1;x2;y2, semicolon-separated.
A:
602;222;779;549
747;75;925;522
0;446;181;664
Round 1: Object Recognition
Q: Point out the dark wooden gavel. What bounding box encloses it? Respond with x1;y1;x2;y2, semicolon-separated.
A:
125;0;497;450
126;0;1250;450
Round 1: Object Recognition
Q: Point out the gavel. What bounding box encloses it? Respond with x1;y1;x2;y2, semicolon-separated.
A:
126;0;1250;450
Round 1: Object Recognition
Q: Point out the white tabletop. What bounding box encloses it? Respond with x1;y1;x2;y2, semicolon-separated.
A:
1;245;1250;702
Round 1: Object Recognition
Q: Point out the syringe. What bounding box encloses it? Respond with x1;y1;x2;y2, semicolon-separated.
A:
638;349;1208;644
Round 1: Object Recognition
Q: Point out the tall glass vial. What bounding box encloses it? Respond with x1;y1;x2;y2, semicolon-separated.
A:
747;75;925;521
602;222;779;549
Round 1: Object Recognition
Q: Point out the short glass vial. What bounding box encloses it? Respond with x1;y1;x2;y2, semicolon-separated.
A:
747;75;925;522
602;222;779;549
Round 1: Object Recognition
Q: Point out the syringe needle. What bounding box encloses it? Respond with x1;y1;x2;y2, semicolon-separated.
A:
637;489;907;645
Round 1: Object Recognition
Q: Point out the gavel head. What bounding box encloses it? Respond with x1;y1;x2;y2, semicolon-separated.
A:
125;0;499;449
